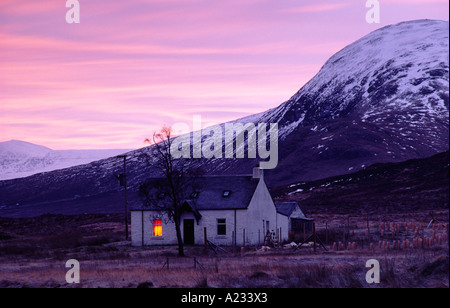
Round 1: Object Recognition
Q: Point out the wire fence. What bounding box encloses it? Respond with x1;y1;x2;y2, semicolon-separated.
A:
310;217;449;252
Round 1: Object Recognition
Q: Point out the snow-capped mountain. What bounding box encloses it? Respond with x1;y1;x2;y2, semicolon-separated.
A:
0;140;131;180
258;19;448;140
189;19;449;182
237;19;449;182
0;19;448;214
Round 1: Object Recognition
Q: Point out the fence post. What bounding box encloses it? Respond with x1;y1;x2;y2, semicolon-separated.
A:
447;223;449;248
204;227;207;254
313;223;316;253
343;223;346;249
303;223;306;242
279;227;282;245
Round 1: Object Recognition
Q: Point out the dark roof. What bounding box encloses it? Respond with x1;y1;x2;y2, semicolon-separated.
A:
275;202;312;220
132;175;260;211
182;199;202;222
275;202;296;216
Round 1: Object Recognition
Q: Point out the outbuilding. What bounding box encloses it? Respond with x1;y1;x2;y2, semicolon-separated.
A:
275;201;314;242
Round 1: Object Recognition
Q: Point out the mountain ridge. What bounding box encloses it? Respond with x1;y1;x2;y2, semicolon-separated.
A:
0;19;448;216
0;140;132;181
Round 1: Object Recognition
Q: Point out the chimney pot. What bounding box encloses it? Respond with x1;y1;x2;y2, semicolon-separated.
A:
253;167;263;179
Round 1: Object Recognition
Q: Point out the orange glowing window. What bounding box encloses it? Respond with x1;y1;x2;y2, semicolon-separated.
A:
153;220;163;237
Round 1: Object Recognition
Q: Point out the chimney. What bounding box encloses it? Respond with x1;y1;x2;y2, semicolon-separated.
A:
253;166;264;180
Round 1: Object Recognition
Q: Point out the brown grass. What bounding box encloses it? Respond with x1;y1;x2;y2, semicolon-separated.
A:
0;213;448;288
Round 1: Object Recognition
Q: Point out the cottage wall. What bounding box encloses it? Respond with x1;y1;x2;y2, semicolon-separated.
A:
131;209;249;246
181;209;247;246
131;211;142;246
131;211;178;246
246;179;278;245
276;213;290;242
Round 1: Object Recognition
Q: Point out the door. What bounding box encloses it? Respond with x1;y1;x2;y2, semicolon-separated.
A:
184;219;195;245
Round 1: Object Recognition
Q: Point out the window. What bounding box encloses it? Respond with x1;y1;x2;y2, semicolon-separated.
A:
190;191;199;198
153;220;163;237
222;190;231;197
217;219;226;235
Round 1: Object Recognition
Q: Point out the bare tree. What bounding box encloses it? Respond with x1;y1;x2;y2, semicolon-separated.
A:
139;126;200;257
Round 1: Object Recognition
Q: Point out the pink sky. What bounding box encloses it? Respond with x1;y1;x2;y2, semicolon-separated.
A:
0;0;448;150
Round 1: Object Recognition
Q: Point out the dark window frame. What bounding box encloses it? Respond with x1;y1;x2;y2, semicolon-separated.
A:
217;218;226;235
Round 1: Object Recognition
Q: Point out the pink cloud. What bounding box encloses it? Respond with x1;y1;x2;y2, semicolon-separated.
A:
280;3;350;14
1;0;448;149
0;0;59;15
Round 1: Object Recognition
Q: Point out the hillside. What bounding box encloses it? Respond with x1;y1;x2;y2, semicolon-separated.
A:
0;151;447;217
272;151;449;215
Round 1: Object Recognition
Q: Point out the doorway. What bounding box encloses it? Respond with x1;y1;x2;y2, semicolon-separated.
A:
184;219;195;245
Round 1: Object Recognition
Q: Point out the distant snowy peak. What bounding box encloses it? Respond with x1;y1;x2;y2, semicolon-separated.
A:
0;140;52;158
258;19;449;139
0;140;132;181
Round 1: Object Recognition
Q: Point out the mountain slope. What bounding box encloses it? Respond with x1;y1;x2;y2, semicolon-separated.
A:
237;19;449;182
272;151;449;215
167;19;448;183
0;150;446;217
261;19;448;134
0;19;448;215
0;140;131;180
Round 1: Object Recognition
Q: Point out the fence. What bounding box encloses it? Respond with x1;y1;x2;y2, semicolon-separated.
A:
162;257;206;269
311;216;449;252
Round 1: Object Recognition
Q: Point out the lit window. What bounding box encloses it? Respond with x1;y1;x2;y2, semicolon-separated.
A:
153;220;163;237
222;191;231;197
217;219;226;235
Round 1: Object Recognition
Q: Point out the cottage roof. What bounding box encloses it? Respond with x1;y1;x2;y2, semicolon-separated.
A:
132;175;260;211
275;202;312;220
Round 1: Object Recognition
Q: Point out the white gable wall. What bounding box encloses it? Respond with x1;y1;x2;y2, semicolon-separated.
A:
246;178;278;245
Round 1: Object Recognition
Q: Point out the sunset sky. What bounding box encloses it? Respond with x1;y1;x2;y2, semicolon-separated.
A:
1;0;448;150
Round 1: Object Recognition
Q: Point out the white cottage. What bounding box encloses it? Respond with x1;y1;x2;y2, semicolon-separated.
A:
131;169;294;247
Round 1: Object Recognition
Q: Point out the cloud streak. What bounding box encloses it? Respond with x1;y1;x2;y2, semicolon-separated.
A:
0;0;448;149
280;3;350;14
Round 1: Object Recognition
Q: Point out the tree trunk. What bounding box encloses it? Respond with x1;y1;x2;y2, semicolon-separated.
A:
174;217;185;257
